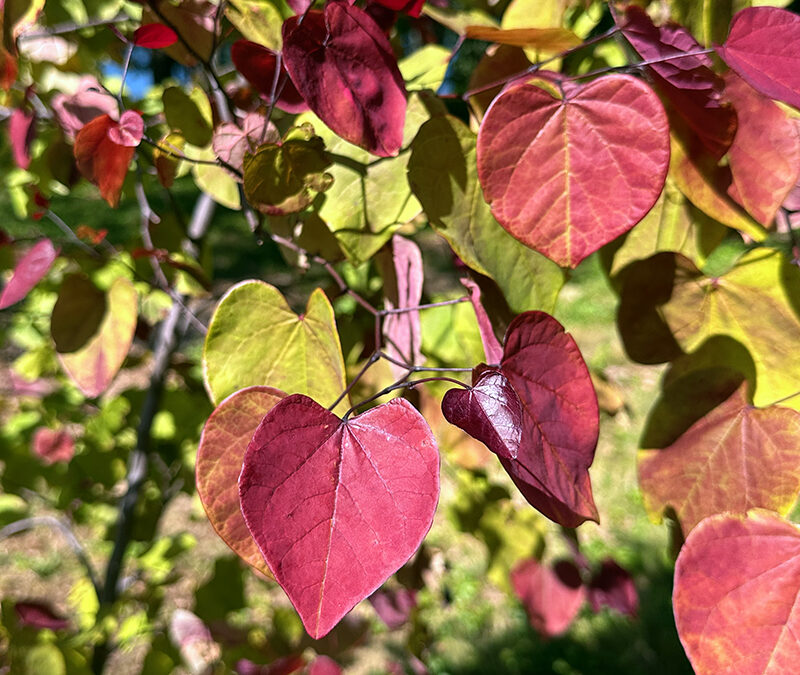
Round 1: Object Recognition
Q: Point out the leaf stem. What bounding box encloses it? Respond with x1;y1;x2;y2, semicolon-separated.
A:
342;376;470;420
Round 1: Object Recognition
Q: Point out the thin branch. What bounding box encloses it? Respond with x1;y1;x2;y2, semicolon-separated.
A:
379;297;469;316
118;42;134;108
343;376;470;420
378;351;474;374
17;12;130;41
328;351;381;412
563;47;716;82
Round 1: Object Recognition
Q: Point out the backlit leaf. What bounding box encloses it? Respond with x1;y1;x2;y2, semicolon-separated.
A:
670;0;750;46
31;427;75;464
196;386;285;577
133;23;178;49
718;7;800;110
213;112;278;176
59;277;137;398
9;107;34;169
640;384;800;533
226;0;283;51
464;25;580;51
0;239;58;310
162;86;212;148
398;44;451;92
476;75;670;268
460;277;503;364
674;511;800;674
107;110;144;148
50;273;106;353
239;395;439;638
231;40;307;114
282;3;407;157
142;0;216;66
203;281;348;412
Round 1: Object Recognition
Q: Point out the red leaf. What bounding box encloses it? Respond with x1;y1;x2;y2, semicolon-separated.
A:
511;557;585;637
235;656;305;675
282;3;407;157
31;427;75;464
231;40;308;114
9;108;35;169
477;75;669;268
0;47;17;91
460;277;503;364
620;6;736;159
369;587;417;629
718;7;800;110
724;72;800;225
674;511;800;675
372;0;426;18
51;76;118;138
239;394;439;639
381;235;424;376
133;23;178;49
442;366;523;461
307;656;342;675
0;239;59;310
15;601;70;631
587;559;638;617
74;114;136;207
107;110;144;147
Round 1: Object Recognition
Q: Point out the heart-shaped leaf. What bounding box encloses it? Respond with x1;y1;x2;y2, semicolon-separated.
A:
196;386;286;577
718;7;800;111
74;114;137;207
0;239;58;310
674;511;800;674
239;394;439;638
107;110;144;147
282;2;407;157
587;558;638;617
476;74;669;268
50;274;106;353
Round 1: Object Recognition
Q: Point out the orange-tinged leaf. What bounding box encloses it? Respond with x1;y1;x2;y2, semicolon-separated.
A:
639;384;800;534
464;25;580;51
196;386;286;578
476;75;669;268
74;114;137;207
58;277;137;398
674;511;800;675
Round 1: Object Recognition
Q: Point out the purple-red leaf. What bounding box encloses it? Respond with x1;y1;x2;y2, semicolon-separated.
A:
230;40;308;114
133;23;178;49
476;75;669;268
442;366;522;461
460;277;503;364
31;428;75;464
9;107;35;169
196;386;286;577
15;601;70;631
369;587;417;630
0;239;58;310
620;6;736;159
307;656;342;675
587;559;638;618
718;7;800;111
511;557;585;637
239;394;439;639
674;511;800;674
282;2;407;157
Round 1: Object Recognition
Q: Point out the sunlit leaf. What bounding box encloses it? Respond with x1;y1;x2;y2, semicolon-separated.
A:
464;25;580;51
133;23;178;49
226;0;283;51
0;239;58;310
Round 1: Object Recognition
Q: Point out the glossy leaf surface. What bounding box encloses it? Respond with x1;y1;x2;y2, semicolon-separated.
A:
196;386;285;576
674;511;800;674
0;239;58;310
477;75;669;268
203;281;348;411
239;395;439;638
282;3;407;157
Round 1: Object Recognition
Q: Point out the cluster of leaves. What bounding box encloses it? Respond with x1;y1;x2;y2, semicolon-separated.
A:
2;0;800;672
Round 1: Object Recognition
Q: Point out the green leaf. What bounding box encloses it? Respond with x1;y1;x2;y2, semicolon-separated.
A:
399;44;451;91
670;0;752;46
24;645;66;675
408;115;564;313
189;145;241;210
226;0;282;50
162;86;213;148
203;281;349;412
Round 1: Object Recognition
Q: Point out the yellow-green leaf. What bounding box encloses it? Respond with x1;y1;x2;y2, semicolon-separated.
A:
226;0;282;51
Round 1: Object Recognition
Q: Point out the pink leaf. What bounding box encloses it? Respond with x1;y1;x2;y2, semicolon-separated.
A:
511;557;585;637
369;587;417;629
239;394;439;639
587;558;638;617
106;110;144;147
460;277;503;364
50;76;118;139
213;113;279;176
15;601;70;631
133;23;178;49
442;366;523;461
282;2;407;157
0;239;59;310
31;427;75;464
674;511;800;675
718;7;800;110
307;656;342;675
476;74;669;268
231;40;308;114
9;108;35;169
619;6;736;159
381;235;424;376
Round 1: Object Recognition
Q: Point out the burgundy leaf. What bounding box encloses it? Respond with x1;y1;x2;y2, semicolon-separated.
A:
231;40;308;114
307;656;342;675
587;559;638;617
106;110;144;147
31;427;75;464
133;23;178;49
381;235;424;376
235;656;306;675
15;601;70;631
369;587;417;629
620;6;736;159
0;239;59;310
239;394;439;639
9;107;35;169
442;366;522;460
460;277;503;364
282;2;407;157
372;0;426;18
51;76;118;139
511;557;585;637
718;7;800;110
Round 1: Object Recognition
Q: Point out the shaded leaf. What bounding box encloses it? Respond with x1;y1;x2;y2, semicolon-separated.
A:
31;428;74;464
308;656;343;675
9;107;34;169
162;86;212;148
153;133;185;188
50;273;106;353
169;609;220;674
203;281;348;412
239;395;439;638
467;44;532;121
133;23;178;49
50;76;118;139
196;386;286;577
15;601;69;631
59;277;137;398
73;114;135;208
0;46;17;91
373;0;425;18
674;511;800;674
0;239;58;310
368;587;417;630
231;39;308;114
143;0;216;66
460;277;503;364
587;558;638;617
476;75;669;268
718;7;800;110
282;3;407;157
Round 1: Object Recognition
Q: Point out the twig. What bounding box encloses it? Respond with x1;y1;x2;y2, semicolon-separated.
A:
378;297;468;315
328;351;381;412
378;351;474;374
17;13;130;41
343;376;470;420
